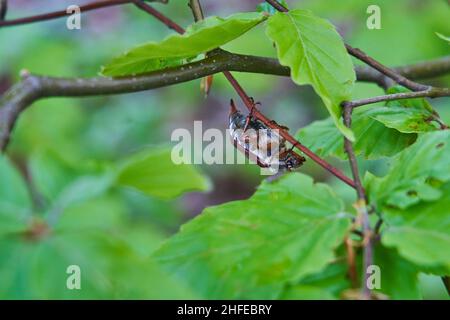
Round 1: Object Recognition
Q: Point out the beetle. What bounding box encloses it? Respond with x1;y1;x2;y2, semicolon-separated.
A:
228;99;305;172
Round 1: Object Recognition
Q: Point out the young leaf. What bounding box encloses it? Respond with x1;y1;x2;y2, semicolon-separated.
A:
116;147;210;199
101;12;267;77
296;108;417;160
266;9;356;140
154;173;351;299
365;86;439;133
0;155;31;236
366;130;450;209
380;182;450;275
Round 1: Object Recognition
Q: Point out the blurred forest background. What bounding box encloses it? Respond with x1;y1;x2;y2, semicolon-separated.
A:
0;0;449;299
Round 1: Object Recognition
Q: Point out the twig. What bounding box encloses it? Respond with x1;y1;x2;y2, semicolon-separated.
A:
133;0;184;33
343;105;373;300
343;88;450;109
0;0;136;27
355;56;450;89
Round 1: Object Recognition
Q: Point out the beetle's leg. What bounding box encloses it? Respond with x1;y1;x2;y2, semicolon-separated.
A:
244;101;258;131
288;144;296;153
268;119;289;131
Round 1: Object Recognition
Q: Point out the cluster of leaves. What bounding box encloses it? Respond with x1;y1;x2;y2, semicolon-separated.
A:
0;148;208;298
1;3;449;299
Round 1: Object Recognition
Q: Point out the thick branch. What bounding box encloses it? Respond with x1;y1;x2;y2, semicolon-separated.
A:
0;51;285;150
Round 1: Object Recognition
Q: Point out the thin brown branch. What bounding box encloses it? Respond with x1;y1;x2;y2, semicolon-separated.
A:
343;105;373;300
344;88;450;109
0;0;137;27
343;107;366;200
133;0;184;33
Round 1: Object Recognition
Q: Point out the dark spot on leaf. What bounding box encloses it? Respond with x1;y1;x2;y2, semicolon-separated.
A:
407;190;417;197
436;142;444;149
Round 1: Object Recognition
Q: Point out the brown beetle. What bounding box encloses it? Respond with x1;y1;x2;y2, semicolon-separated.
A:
229;99;305;172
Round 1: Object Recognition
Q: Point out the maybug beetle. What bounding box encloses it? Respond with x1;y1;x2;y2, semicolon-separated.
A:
228;99;305;173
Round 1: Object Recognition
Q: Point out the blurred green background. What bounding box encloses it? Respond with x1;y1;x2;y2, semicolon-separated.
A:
0;0;449;299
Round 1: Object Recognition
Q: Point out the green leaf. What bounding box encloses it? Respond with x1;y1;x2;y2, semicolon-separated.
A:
0;197;196;299
380;182;450;275
436;32;450;43
154;173;351;299
28;151;79;202
374;245;421;299
0;156;31;236
365;86;439;133
297;108;417;160
101;12;267;77
0;155;32;210
116;147;210;199
366;130;450;209
280;285;336;299
266;9;356;140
